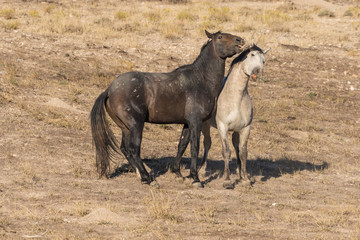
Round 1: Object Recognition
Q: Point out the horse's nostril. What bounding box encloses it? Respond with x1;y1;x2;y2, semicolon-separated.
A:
236;38;244;45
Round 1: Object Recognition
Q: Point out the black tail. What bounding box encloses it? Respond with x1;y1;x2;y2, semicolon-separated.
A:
90;89;119;178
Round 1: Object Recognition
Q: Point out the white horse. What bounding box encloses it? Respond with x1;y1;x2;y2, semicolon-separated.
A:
175;44;268;189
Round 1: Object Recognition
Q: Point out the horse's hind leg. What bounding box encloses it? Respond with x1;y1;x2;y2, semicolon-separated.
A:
232;132;240;179
172;125;190;178
238;126;250;182
106;101;136;173
120;131;136;173
127;123;152;184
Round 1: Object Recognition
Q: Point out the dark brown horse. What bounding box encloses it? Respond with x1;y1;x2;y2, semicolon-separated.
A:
90;30;245;186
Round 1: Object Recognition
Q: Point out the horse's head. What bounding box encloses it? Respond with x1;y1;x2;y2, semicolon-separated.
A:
205;30;245;59
241;45;269;79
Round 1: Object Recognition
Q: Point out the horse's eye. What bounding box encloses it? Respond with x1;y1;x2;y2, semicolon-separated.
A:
251;53;255;56
218;35;222;40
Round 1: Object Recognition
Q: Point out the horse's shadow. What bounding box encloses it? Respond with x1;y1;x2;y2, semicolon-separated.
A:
110;157;328;184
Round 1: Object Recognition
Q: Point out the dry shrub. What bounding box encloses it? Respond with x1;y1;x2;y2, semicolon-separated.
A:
260;9;291;25
344;6;360;17
177;10;197;21
160;22;185;39
194;205;218;224
3;62;19;85
42;4;55;14
63;23;84;34
115;11;128;20
94;17;112;26
0;8;16;19
234;23;254;32
1;20;20;30
144;189;181;223
209;6;230;23
29;10;40;18
318;9;335;18
143;11;162;22
74;201;91;217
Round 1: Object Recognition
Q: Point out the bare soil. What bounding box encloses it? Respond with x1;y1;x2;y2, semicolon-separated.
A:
0;0;359;239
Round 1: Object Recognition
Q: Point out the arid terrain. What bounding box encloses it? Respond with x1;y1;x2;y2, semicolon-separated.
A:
0;0;359;239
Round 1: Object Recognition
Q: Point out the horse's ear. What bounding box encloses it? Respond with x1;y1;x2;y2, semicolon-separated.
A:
263;48;271;54
205;30;212;39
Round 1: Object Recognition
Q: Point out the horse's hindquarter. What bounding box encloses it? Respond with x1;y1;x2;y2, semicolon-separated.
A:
107;72;149;125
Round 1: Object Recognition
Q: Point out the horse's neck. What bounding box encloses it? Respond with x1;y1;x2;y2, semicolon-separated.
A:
223;63;249;100
193;43;225;92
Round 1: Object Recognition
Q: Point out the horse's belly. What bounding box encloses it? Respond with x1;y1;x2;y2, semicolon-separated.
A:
147;101;185;124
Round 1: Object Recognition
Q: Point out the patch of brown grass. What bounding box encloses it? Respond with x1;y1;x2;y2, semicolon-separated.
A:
144;189;181;223
0;8;16;19
2;62;19;85
18;101;88;130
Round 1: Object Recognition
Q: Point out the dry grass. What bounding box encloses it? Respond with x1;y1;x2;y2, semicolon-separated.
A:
0;0;359;239
0;8;16;19
144;189;181;223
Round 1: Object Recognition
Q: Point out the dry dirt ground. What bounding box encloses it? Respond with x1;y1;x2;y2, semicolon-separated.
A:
0;0;360;239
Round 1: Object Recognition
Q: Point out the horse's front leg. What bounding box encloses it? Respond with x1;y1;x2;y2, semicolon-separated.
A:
218;122;233;189
172;124;190;178
231;132;240;179
188;119;202;187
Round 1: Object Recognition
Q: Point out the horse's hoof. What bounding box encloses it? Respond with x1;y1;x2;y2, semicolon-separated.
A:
150;181;160;189
223;180;234;189
192;181;203;188
239;178;252;188
141;179;151;185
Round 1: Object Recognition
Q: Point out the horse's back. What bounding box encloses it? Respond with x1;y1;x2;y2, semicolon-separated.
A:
107;71;188;124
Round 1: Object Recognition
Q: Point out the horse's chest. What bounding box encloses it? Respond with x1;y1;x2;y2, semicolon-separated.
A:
225;105;252;131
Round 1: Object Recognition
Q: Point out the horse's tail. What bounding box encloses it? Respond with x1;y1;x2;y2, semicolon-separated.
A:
90;89;119;178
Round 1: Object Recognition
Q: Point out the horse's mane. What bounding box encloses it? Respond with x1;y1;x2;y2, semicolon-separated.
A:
226;44;263;77
174;38;214;72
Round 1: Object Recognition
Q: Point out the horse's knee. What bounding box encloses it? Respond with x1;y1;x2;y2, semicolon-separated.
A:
239;146;247;160
222;147;231;160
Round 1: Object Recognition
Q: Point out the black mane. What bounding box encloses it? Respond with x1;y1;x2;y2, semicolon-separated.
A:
174;39;213;72
229;44;264;68
226;44;263;77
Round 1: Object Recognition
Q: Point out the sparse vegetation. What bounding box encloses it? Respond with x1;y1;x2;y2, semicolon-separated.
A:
209;6;230;23
1;19;20;30
115;10;128;20
29;10;40;18
0;0;359;239
318;9;335;17
177;10;197;21
144;190;181;223
0;8;16;19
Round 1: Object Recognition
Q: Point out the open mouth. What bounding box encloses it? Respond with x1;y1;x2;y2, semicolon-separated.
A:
251;68;263;81
251;74;257;81
236;44;246;52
